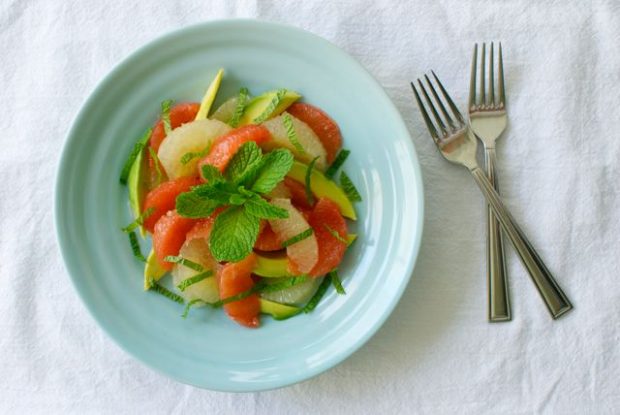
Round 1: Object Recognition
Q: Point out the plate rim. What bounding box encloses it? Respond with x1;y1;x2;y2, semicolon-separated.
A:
54;18;425;392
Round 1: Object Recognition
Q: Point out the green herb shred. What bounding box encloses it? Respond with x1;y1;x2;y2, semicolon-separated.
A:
128;231;146;262
182;299;205;318
253;89;287;124
303;275;332;313
150;282;184;304
177;270;214;291
340;171;362;202
229;87;250;127
281;228;314;248
329;270;346;295
323;224;348;244
164;256;205;272
121;207;155;233
325;149;350;178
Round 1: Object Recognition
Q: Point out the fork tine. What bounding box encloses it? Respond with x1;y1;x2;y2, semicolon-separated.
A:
489;42;495;105
410;82;439;142
498;42;506;107
431;70;465;125
418;79;448;137
480;42;486;106
469;43;478;110
424;74;455;131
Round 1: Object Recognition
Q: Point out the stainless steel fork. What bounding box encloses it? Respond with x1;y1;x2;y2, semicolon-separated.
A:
411;72;573;319
469;42;510;322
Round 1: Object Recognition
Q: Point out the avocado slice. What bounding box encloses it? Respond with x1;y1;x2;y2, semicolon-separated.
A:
143;249;167;290
239;89;301;125
195;68;224;120
253;253;293;278
259;298;301;320
286;161;357;220
127;146;150;236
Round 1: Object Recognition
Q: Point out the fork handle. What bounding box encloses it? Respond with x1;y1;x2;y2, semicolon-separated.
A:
470;167;573;319
484;148;511;322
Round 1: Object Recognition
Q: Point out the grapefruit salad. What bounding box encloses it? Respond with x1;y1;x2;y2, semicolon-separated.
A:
119;70;362;328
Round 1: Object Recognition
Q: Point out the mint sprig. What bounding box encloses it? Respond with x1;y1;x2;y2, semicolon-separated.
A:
176;142;295;262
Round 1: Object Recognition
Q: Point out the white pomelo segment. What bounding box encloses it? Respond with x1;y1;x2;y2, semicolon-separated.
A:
210;97;237;123
268;198;319;274
171;237;220;304
261;276;323;306
158;119;231;180
265;181;292;199
262;113;327;171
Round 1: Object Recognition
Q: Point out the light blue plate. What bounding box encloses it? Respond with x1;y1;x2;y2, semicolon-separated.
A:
55;20;424;392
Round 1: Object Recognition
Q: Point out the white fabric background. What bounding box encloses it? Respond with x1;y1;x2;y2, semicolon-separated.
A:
1;0;619;413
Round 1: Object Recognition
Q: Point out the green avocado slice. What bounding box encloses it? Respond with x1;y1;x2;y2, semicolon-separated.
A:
127;147;150;236
286;161;357;220
259;299;301;320
239;89;301;125
143;249;167;290
253;253;292;278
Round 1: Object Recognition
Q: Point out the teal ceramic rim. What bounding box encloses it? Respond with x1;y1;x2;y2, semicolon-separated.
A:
54;19;424;391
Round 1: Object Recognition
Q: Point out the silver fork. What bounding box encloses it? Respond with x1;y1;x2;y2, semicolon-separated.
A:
411;72;573;319
469;42;510;322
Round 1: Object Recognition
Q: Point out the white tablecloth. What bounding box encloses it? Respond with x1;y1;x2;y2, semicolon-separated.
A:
2;0;619;413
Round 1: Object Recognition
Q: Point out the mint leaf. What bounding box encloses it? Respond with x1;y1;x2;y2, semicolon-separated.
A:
120;128;152;184
283;113;305;154
305;156;320;205
251;149;294;194
281;228;313;247
245;195;289;219
209;206;260;262
340;171;362;202
201;165;225;183
176;191;221;218
253;89;287;124
161;99;173;135
226;141;262;184
192;181;238;204
229;87;250;127
325;149;350;178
